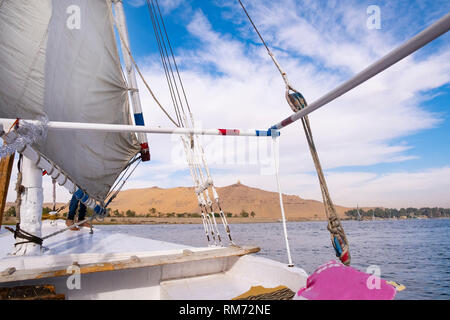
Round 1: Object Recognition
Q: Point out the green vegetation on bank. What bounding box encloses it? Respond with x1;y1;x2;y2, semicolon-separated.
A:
2;206;257;225
4;205;450;221
345;207;450;219
106;208;257;218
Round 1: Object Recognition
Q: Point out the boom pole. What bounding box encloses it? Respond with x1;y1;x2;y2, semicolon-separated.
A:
0;119;279;138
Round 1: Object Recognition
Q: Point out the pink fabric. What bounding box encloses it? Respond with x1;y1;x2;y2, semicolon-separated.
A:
296;260;396;300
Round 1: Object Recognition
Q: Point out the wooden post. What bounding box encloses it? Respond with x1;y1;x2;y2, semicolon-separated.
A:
0;151;15;230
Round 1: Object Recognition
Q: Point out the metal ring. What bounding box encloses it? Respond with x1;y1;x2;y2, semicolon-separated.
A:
17;144;26;154
47;164;55;176
53;170;61;180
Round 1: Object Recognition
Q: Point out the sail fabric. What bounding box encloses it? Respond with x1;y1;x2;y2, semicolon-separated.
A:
0;0;140;201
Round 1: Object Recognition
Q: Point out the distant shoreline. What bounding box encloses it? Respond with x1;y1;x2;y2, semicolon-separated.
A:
3;216;445;226
91;216;444;225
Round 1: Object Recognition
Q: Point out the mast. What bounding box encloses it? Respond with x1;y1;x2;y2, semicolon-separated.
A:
11;156;43;256
113;0;150;162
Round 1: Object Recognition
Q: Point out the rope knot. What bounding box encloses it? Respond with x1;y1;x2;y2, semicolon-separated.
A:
5;223;43;246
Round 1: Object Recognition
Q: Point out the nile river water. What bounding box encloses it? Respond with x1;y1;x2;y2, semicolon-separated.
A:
98;218;450;300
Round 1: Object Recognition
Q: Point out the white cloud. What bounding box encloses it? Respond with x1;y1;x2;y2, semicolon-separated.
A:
326;167;450;208
124;2;449;207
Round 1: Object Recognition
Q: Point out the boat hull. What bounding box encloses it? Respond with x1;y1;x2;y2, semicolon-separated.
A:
0;221;307;300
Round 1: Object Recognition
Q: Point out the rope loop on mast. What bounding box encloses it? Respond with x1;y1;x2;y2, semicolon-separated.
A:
5;223;43;246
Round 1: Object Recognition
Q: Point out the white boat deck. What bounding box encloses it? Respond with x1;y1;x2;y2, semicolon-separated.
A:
0;220;196;270
0;220;307;300
1;220;190;255
0;220;258;283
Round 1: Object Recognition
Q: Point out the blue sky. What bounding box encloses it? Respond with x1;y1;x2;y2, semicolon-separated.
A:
11;0;450;208
112;0;450;208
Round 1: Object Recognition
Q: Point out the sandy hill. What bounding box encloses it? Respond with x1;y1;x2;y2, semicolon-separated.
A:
107;182;350;220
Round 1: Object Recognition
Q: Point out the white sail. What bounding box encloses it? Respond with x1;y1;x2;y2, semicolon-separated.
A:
0;0;140;201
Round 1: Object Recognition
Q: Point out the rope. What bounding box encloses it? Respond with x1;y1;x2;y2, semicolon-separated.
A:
105;154;141;200
5;223;43;246
191;132;234;244
181;136;215;245
143;0;234;246
153;0;193;116
41;215;97;241
301;115;350;264
147;0;184;126
104;157;142;208
237;0;271;56
237;0;291;89
233;286;295;300
272;134;294;267
147;0;192;128
108;1;180;127
238;0;351;265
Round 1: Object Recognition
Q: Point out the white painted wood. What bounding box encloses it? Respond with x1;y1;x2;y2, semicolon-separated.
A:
160;255;308;300
10;156;43;256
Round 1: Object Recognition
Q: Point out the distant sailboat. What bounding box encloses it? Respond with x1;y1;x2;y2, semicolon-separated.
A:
356;204;362;221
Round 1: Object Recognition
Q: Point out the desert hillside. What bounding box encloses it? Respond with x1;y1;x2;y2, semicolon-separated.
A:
106;182;350;220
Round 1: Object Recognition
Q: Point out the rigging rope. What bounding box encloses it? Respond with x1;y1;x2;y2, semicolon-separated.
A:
105;154;141;200
237;0;291;89
104;156;142;208
153;0;194;117
300;110;351;265
181;136;216;245
40;215;97;241
272;132;294;267
238;0;351;265
108;1;180;127
145;0;234;246
5;223;43;246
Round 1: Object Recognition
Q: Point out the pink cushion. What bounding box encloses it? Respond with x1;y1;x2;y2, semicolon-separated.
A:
296;260;396;300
